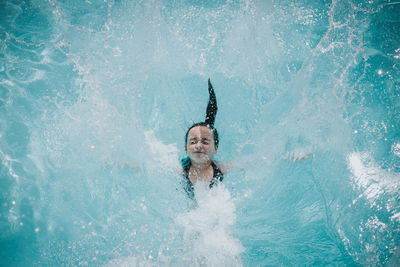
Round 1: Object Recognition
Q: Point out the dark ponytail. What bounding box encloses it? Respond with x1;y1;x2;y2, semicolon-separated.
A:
185;79;219;148
205;78;217;127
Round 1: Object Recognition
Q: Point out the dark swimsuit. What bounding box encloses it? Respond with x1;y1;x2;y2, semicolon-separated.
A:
181;158;224;199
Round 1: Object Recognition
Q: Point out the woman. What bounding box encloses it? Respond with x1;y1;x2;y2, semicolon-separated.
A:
181;79;226;199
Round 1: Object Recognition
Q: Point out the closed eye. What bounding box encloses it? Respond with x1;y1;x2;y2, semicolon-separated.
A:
190;139;198;144
201;139;210;145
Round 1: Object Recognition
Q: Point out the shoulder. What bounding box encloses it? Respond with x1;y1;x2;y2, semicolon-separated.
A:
213;161;228;175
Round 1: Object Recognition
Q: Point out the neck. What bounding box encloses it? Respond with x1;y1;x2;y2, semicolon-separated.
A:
190;160;212;171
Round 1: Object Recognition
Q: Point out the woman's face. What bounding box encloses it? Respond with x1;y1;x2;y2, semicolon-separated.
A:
186;126;217;164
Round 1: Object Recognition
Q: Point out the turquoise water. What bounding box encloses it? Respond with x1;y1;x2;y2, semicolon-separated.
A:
1;0;400;265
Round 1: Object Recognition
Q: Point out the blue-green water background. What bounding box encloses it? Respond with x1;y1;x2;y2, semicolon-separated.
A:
1;0;400;265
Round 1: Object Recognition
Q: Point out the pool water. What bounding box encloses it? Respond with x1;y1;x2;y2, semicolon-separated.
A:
1;0;399;265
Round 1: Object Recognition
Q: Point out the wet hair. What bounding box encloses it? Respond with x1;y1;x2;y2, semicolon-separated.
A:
185;79;219;148
205;78;217;127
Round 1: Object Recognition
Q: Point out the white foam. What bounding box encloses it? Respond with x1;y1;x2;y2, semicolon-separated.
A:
176;182;244;266
347;152;400;222
105;183;244;266
347;152;399;195
392;143;400;157
144;130;180;172
391;212;400;221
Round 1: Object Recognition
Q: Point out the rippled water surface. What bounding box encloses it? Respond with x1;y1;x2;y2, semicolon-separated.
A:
1;0;400;266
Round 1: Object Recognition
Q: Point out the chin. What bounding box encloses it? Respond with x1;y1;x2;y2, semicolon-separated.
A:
192;156;211;164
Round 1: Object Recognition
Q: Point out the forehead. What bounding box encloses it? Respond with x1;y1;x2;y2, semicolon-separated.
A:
187;126;213;139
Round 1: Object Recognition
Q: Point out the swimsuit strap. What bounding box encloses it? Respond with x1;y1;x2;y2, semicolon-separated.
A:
210;161;224;187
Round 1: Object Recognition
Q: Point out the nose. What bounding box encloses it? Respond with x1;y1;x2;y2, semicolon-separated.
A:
195;142;202;149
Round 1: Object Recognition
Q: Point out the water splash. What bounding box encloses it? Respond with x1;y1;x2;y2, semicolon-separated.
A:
176;182;244;266
1;0;399;265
